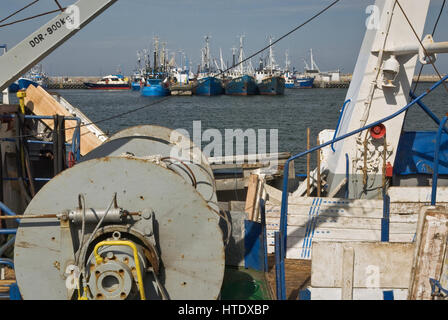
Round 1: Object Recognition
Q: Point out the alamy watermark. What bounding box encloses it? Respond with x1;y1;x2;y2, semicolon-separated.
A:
366;5;381;30
169;120;279;168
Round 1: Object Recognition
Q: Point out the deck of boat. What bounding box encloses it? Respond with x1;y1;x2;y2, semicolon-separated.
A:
267;255;311;300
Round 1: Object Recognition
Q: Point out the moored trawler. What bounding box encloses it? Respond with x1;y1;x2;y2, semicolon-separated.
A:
257;76;285;95
141;78;170;96
225;74;258;95
84;74;131;90
294;76;314;88
195;76;224;96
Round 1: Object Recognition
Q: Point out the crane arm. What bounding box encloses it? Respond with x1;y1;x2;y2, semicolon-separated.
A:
0;0;118;92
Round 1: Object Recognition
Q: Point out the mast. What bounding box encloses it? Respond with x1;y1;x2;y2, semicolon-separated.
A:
153;36;159;73
285;50;290;72
268;36;276;71
238;35;245;74
231;47;237;68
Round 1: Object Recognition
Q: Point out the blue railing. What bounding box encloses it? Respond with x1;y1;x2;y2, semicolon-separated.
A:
431;115;448;205
331;99;351;152
275;73;448;299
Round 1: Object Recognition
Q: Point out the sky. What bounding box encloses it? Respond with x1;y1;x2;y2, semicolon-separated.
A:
1;0;448;76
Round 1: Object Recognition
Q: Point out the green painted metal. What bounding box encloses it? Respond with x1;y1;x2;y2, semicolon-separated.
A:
220;266;272;300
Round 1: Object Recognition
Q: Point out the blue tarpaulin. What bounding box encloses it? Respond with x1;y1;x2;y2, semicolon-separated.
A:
394;131;448;175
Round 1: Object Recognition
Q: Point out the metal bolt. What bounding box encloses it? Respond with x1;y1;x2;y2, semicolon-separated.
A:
142;208;153;220
106;252;114;260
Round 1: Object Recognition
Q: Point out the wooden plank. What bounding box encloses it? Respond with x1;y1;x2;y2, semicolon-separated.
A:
229;201;245;212
264;184;282;204
389;186;448;203
266;216;418;229
208;152;291;164
267;229;415;243
215;177;246;191
311;242;414;289
245;174;259;221
253;177;264;222
341;247;354;300
408;207;448;300
24;85;103;155
309;287;408;300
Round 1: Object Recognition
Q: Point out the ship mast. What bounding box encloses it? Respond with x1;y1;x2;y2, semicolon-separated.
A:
153;36;159;73
238;35;245;74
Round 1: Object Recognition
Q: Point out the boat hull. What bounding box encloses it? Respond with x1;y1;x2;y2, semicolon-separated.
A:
195;77;224;96
84;82;131;90
8;82;20;93
131;82;141;91
295;77;314;89
257;76;285;95
225;75;258;95
285;82;295;89
18;78;40;90
141;82;170;97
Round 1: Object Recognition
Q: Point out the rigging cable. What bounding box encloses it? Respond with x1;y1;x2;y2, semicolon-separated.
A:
0;8;66;28
412;0;446;93
0;0;40;24
2;0;342;140
395;0;448;93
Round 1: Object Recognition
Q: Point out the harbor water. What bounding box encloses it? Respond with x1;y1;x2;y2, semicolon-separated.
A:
3;84;447;173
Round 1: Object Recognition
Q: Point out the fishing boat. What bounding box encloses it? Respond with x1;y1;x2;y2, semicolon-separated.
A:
18;65;49;90
225;74;258;96
294;76;314;88
195;76;224;96
195;36;224;96
8;82;19;93
141;77;170;97
131;71;143;91
225;35;257;96
254;37;285;95
84;75;131;90
140;36;171;97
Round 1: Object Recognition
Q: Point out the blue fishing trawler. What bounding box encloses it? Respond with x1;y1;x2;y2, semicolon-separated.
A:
225;75;258;95
194;36;224;96
294;76;314;88
254;37;285;95
8;82;19;93
257;76;285;95
18;64;48;90
141;78;170;97
195;76;224;96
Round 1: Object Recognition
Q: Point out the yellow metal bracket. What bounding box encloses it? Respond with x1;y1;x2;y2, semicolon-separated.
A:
93;240;146;300
16;90;26;114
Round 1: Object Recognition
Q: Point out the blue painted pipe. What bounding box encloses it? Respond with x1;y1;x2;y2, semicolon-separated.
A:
331;99;352;152
431;116;448;205
0;258;14;269
345;153;349;199
410;91;448;135
274;73;448;300
0;201;20;223
0;229;17;235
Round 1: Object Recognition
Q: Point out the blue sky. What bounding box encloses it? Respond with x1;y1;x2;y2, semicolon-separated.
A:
1;0;447;76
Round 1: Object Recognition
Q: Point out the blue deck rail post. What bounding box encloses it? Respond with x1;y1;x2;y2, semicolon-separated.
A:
274;74;448;300
431;115;448;205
